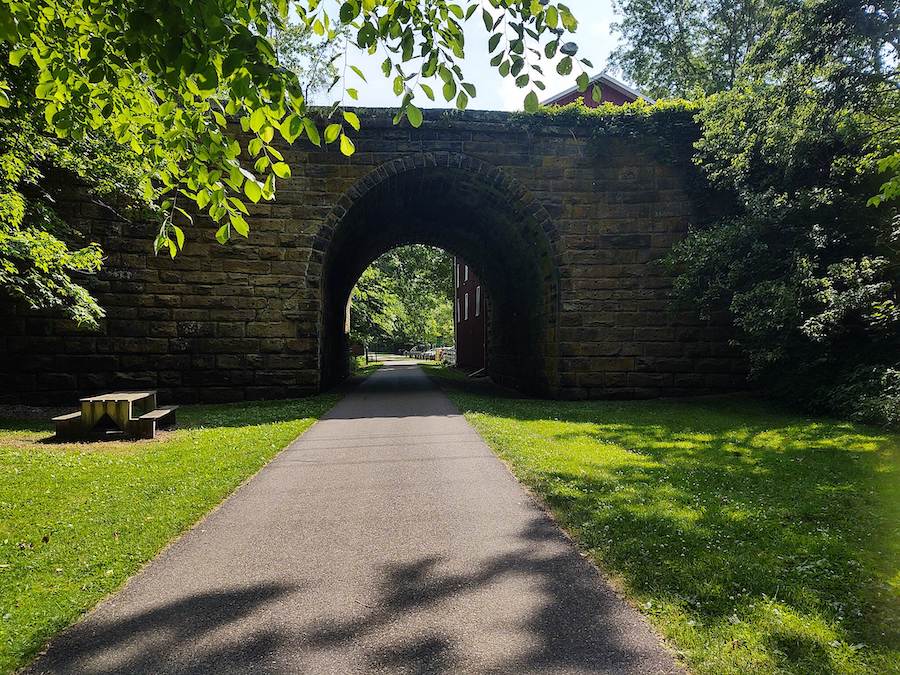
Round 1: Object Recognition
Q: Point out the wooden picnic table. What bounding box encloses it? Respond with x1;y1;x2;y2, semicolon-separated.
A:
53;390;177;440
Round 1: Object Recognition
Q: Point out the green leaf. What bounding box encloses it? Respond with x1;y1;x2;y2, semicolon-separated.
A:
545;6;558;28
272;162;291;178
524;90;540;113
231;214;250;237
280;114;303;142
407;104;423;128
244;180;262;203
228;196;249;214
350;65;367;82
249;107;267;133
215;224;231;244
420;83;435;100
577;72;590;92
9;49;27;66
442;80;457;101
303;118;321;146
325;123;342;143
339;1;359;23
172;225;185;250
560;6;578;31
339;133;355;156
343;110;361;131
35;81;55;99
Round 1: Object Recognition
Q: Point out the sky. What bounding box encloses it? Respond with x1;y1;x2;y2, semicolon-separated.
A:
314;0;622;112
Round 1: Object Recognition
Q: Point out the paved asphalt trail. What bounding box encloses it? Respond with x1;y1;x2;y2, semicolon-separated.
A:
28;363;680;674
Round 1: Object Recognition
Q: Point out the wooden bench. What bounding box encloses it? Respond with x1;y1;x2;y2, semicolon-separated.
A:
51;411;83;439
134;406;179;439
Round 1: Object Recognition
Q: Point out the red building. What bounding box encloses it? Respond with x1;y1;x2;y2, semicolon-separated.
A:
453;257;485;371
541;71;651;107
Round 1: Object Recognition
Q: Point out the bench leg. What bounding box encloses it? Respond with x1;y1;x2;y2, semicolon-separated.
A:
55;417;83;440
128;419;156;439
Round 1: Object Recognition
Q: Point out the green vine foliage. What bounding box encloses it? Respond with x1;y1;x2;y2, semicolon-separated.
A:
519;98;736;218
515;98;703;171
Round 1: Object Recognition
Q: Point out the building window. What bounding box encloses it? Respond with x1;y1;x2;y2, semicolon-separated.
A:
464;292;469;321
456;263;460;288
464;265;469;282
456;298;460;323
475;285;481;317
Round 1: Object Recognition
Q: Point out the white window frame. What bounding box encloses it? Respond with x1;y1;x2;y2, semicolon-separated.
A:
456;298;460;323
464;292;469;321
464;264;469;282
475;285;481;317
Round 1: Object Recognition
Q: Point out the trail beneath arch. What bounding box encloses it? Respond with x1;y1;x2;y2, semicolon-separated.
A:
28;363;680;674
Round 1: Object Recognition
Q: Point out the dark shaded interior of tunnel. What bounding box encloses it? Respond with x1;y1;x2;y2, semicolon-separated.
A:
319;166;559;395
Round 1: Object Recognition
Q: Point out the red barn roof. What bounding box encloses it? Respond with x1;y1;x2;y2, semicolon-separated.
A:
542;72;653;108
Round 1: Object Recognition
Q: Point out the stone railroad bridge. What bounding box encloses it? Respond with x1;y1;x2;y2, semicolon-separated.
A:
0;110;741;404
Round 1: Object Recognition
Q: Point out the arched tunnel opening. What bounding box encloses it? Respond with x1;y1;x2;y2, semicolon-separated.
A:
319;161;560;395
345;243;459;360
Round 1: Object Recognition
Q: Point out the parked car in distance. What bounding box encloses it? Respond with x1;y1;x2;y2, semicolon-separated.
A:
407;344;429;358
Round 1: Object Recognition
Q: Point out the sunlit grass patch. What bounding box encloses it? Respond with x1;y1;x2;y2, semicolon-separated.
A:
0;395;339;674
427;369;899;673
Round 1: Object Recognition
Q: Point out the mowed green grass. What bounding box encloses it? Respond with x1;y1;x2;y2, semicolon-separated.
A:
424;364;899;674
0;395;340;673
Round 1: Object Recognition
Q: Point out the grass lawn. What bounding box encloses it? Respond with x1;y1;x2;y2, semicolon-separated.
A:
353;359;385;378
0;394;342;674
424;364;899;674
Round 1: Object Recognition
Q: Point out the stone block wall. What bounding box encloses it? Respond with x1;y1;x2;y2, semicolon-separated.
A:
0;109;743;403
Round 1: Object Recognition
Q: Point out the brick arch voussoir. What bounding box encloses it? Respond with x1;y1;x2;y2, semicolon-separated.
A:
317;153;561;267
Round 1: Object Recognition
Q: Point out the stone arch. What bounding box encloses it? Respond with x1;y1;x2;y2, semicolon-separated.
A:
315;152;562;394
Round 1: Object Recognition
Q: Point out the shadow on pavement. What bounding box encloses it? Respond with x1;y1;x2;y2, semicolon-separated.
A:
27;516;673;674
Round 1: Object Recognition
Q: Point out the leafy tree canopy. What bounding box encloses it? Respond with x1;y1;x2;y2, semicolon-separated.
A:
0;0;591;325
661;0;900;425
350;245;454;350
609;0;782;99
1;0;589;246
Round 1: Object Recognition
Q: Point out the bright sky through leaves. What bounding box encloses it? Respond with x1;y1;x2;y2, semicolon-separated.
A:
321;0;620;109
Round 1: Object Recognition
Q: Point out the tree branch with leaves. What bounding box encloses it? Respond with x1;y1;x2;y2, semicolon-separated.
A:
0;0;589;325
